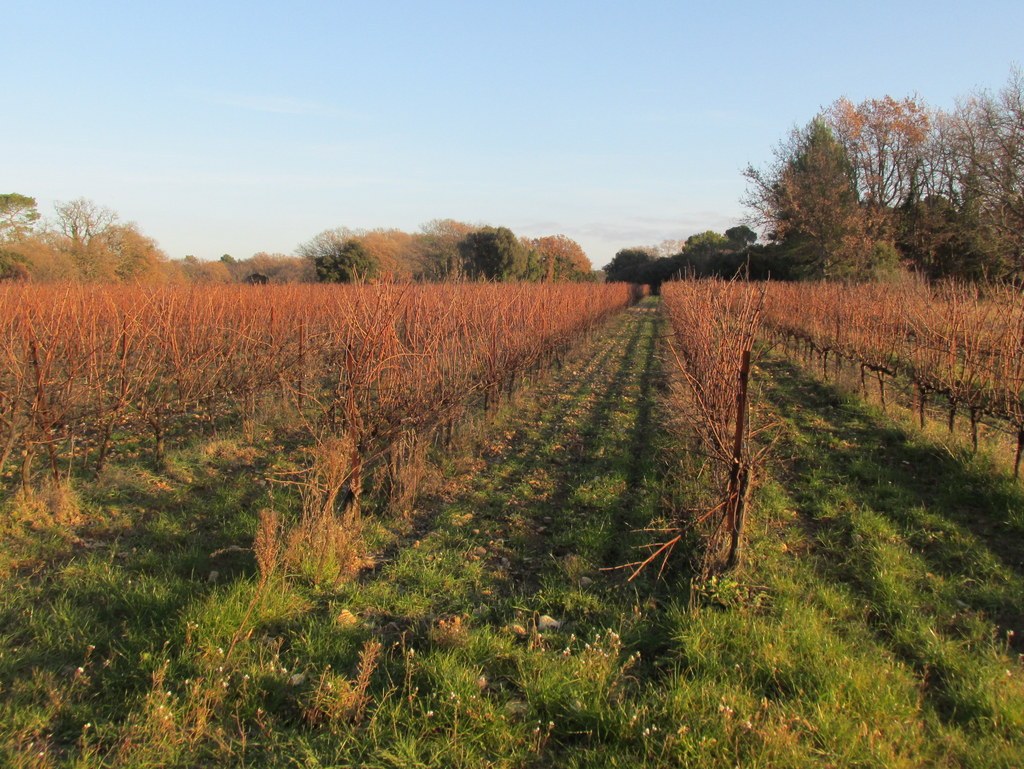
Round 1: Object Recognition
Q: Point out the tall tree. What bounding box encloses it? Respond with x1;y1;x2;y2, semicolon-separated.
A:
744;118;878;279
898;71;1024;280
357;229;424;279
826;96;931;211
684;230;730;258
239;252;316;283
603;248;655;282
103;224;169;281
297;229;377;283
725;225;757;250
418;219;478;279
528;234;592;280
53;198;118;246
458;227;528;280
0;193;40;242
50;198;120;280
179;256;234;283
959;70;1024;278
321;240;375;283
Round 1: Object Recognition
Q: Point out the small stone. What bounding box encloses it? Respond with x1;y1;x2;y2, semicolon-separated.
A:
476;675;489;690
579;576;593;588
207;570;219;583
336;609;358;627
509;623;528;638
505;700;529;717
538;615;561;632
472;546;488;557
288;673;306;686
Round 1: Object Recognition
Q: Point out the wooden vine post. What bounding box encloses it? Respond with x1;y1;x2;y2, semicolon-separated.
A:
1015;427;1024;480
725;347;752;568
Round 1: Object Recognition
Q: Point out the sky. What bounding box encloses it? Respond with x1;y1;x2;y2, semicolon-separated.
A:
3;1;1022;270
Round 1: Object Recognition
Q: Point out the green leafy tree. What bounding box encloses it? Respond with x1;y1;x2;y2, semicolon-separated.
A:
0;244;28;281
0;195;36;279
0;193;38;280
0;193;40;242
684;231;730;259
522;244;545;281
725;225;757;250
458;227;528;280
316;239;375;283
744;118;876;279
297;228;378;283
897;187;1004;280
953;70;1024;279
603;248;654;282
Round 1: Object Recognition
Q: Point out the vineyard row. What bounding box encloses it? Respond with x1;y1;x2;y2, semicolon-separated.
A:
658;278;1024;574
759;281;1024;474
0;282;641;501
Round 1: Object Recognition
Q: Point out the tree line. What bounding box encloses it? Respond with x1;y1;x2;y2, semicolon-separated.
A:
602;227;760;290
604;69;1024;286
743;69;1024;282
0;198;596;284
0;196;170;283
297;222;595;284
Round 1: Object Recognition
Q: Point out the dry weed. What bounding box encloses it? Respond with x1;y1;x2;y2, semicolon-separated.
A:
253;508;282;585
301;638;383;726
269;435;367;587
428;615;469;649
8;479;83;529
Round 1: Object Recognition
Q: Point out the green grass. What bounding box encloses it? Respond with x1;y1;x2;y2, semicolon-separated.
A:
1;300;1022;767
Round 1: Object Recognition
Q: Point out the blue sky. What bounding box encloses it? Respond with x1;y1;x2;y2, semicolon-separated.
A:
3;1;1021;269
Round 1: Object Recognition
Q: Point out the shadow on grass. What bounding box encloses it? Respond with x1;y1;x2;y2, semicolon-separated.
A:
762;355;1024;727
764;357;1024;579
351;300;679;652
0;447;274;700
480;301;667;573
